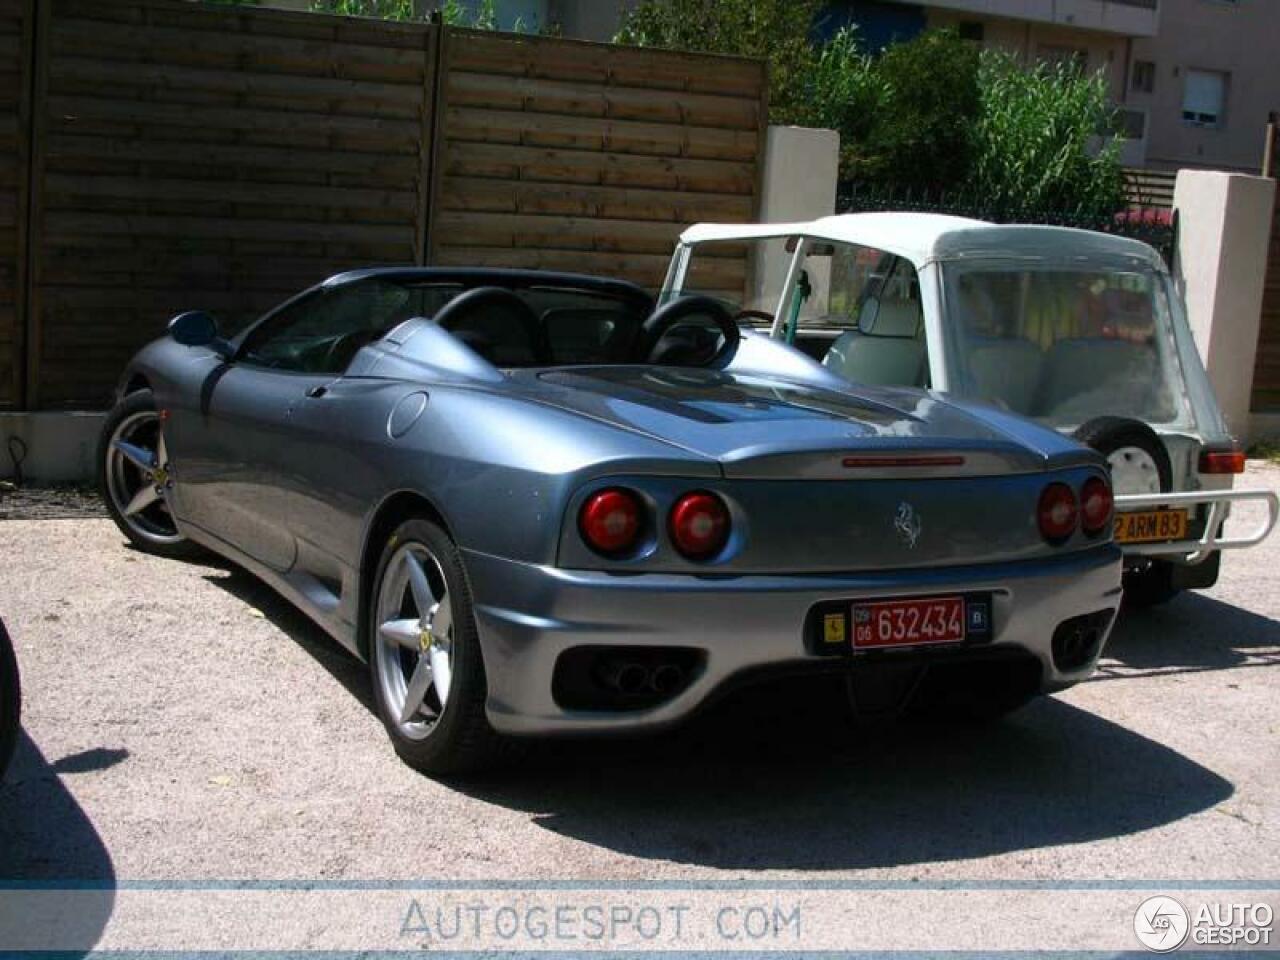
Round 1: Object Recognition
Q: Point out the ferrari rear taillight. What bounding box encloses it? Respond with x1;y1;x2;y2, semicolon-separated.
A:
1080;475;1114;536
1199;447;1246;474
1038;483;1079;543
579;488;643;556
669;491;730;560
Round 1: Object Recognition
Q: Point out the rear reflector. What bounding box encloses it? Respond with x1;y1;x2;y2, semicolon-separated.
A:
1198;448;1246;474
579;488;643;556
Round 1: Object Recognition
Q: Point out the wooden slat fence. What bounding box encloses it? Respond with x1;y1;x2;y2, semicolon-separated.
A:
1250;189;1280;412
6;0;767;408
429;28;766;302
0;0;30;408
25;0;439;407
1123;167;1176;209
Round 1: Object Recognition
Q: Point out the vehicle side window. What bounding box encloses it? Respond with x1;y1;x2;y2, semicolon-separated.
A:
824;246;891;325
821;255;928;389
239;282;413;374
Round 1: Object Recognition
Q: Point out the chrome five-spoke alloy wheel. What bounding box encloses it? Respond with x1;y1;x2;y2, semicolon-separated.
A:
105;410;182;544
374;542;455;740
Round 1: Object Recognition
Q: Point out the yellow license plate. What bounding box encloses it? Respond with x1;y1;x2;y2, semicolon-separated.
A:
1114;509;1189;544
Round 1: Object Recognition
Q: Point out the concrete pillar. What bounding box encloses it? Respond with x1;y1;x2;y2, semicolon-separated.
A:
1172;170;1276;438
752;125;840;316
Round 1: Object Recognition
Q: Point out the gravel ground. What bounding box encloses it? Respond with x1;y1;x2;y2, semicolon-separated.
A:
1;465;1278;884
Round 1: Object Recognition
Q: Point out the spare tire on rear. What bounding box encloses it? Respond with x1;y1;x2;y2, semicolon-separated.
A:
1073;416;1179;608
1073;416;1172;496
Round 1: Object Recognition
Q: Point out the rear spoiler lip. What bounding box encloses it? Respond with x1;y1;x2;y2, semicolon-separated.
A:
719;445;1101;481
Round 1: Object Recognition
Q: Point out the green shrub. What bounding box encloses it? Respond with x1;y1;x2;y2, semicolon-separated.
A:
969;51;1124;218
308;0;500;27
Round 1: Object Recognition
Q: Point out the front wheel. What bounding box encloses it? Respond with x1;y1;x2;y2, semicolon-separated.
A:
367;518;507;775
97;389;199;559
0;618;20;777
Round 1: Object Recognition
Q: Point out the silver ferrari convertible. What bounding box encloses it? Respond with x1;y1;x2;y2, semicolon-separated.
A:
100;268;1123;773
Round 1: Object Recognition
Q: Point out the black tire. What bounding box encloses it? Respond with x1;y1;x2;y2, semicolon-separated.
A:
1122;561;1180;608
1073;416;1173;494
0;618;20;778
367;517;509;775
1074;416;1180;608
97;389;201;560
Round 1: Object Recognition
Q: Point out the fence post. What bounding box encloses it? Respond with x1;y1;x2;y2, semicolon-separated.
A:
751;125;839;314
1173;170;1277;437
1263;120;1277;180
417;19;447;266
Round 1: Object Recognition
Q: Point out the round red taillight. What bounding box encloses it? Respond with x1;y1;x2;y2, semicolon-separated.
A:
668;491;731;560
578;488;643;555
1038;482;1079;543
1080;475;1114;536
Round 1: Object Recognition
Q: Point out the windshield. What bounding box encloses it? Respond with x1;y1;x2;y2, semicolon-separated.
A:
671;237;917;327
942;261;1195;430
669;238;772;316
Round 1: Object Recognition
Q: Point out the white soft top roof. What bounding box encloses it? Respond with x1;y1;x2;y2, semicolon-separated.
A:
678;211;1165;270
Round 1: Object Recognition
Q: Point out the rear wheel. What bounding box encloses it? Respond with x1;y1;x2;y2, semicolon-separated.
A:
1122;560;1179;608
1074;417;1179;608
367;517;507;775
98;389;200;560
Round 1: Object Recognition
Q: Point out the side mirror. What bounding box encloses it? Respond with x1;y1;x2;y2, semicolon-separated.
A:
169;311;232;359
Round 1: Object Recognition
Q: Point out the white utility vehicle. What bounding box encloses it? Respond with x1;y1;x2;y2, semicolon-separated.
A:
662;212;1278;605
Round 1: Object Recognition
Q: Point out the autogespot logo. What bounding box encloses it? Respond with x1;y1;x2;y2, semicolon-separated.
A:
1134;896;1190;952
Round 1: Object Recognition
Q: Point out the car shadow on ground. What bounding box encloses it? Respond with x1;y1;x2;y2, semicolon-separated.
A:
0;731;116;954
204;562;1238;871
1099;592;1280;678
203;566;373;710
451;674;1234;870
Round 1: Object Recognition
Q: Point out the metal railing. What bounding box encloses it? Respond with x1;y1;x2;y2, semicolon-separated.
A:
1114;489;1280;564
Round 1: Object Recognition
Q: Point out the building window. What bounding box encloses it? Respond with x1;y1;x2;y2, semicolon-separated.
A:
958;21;984;43
1118;108;1147;141
1182;69;1228;127
1132;60;1155;93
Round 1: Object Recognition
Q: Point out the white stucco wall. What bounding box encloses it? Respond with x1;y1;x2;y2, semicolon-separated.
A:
752;126;840;316
1173;170;1276;439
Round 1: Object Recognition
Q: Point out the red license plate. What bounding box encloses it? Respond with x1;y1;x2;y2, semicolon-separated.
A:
852;596;966;650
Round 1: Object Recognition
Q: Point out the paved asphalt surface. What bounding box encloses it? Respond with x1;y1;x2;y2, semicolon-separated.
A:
1;464;1277;885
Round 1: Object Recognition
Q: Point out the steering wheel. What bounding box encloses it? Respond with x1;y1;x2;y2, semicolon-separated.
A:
733;309;775;327
322;327;383;373
433;286;550;364
635;296;741;367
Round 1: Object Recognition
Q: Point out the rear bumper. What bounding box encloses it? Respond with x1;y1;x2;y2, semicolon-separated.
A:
1115;488;1278;563
463;546;1123;736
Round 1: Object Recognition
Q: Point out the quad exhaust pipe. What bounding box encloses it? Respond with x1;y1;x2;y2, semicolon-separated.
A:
597;659;687;697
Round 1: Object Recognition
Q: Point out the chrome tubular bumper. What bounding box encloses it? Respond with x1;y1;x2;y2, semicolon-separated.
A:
1114;489;1280;563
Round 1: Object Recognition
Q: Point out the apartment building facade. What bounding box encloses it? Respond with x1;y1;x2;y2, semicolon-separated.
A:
822;0;1277;173
1128;1;1276;172
266;0;1275;173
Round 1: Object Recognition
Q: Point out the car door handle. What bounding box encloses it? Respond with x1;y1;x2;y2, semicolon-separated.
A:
305;385;328;399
